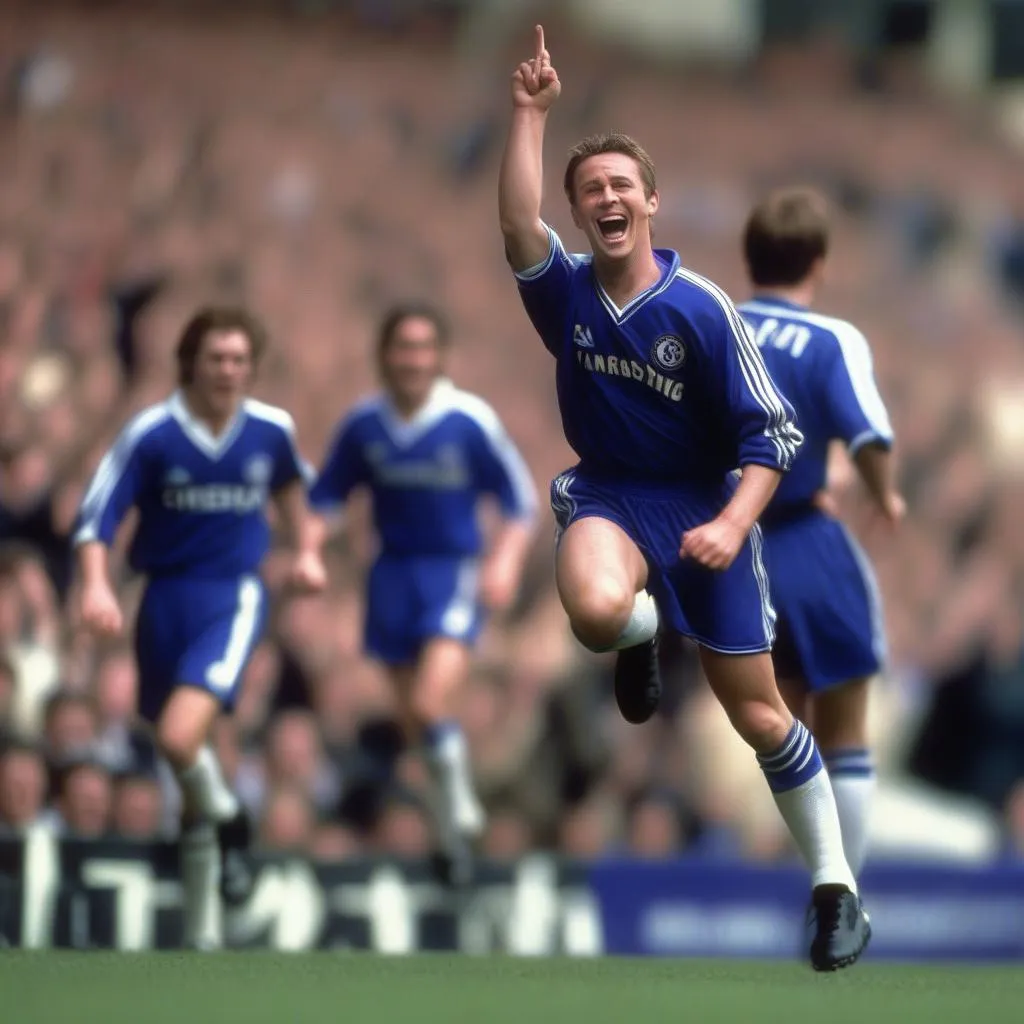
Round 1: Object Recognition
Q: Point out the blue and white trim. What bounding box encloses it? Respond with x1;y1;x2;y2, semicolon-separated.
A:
676;272;803;471
741;301;893;454
757;720;824;794
448;390;538;521
73;402;171;546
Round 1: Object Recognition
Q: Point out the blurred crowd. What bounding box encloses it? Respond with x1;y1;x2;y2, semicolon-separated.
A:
3;2;1024;865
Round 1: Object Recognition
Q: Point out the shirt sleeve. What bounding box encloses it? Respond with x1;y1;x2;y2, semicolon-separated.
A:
512;223;580;357
705;291;803;472
465;407;538;521
309;415;370;512
270;413;310;491
73;420;151;547
823;326;894;454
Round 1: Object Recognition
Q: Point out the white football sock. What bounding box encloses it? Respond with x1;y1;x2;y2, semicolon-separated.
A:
180;822;222;950
825;751;876;877
773;774;857;893
424;724;484;841
758;721;857;893
603;590;658;652
177;746;239;823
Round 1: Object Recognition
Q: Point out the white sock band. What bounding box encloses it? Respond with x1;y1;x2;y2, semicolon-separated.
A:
595;590;658;653
177;746;240;823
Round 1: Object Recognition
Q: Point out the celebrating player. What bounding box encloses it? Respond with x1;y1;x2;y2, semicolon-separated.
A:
73;307;326;949
498;26;870;970
308;303;536;884
739;187;903;880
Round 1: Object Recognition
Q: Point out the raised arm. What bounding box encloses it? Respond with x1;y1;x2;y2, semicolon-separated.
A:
498;25;561;272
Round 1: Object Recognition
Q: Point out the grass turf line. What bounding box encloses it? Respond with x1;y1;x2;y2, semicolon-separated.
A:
4;952;1023;1024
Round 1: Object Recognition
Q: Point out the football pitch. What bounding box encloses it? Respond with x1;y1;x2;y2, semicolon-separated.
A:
4;952;1023;1024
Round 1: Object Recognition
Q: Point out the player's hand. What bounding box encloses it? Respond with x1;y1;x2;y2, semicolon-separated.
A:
288;550;328;594
679;517;748;572
479;557;519;614
78;581;124;638
512;25;561;111
876;491;906;530
811;488;840;518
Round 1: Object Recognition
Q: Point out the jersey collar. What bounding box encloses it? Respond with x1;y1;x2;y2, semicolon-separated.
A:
594;248;681;324
380;377;456;447
168;390;247;460
750;294;808;311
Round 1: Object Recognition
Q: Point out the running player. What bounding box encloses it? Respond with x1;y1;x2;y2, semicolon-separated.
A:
308;302;536;884
73;306;326;948
498;26;870;970
739;187;903;880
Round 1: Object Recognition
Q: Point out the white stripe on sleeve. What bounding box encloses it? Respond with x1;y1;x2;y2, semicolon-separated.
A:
73;403;170;546
831;322;894;447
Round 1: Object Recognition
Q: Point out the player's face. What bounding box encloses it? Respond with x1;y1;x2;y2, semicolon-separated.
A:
382;316;443;409
570;153;659;262
191;329;254;417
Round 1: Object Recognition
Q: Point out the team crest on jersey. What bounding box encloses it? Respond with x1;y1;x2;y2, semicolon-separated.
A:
573;324;595;348
165;466;191;485
243;453;273;485
651;334;685;372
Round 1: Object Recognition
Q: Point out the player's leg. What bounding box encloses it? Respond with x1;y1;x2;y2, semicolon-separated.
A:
811;677;874;877
157;686;242;949
153;576;265;946
555;515;661;723
408;557;489;882
700;648;868;969
396;637;480;884
770;517;882;879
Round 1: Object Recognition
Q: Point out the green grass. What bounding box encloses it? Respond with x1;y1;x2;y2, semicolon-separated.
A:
3;952;1023;1024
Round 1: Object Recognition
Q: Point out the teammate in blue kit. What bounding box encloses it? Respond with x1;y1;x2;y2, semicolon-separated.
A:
739;188;904;881
499;26;870;970
308;303;536;884
73;307;326;948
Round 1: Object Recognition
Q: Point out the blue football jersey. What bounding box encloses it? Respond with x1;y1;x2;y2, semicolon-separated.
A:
738;297;893;509
309;378;536;557
74;391;306;577
514;225;802;490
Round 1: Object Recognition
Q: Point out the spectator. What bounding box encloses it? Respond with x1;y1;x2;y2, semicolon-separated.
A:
111;772;164;841
53;759;113;839
0;741;47;835
258;785;317;853
42;691;98;766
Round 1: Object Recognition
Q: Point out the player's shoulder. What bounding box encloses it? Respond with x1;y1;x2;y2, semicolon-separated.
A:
741;300;873;359
514;223;591;283
665;264;745;328
119;399;175;448
243;397;298;435
437;383;507;437
333;394;387;436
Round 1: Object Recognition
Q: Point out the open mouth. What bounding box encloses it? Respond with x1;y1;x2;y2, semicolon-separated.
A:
597;215;628;243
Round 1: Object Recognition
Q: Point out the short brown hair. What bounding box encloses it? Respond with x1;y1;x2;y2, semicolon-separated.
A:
563;133;657;204
175;306;267;386
743;188;830;288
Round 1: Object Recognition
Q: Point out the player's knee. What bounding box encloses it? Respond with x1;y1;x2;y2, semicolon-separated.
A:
728;698;791;753
566;577;635;650
156;717;205;773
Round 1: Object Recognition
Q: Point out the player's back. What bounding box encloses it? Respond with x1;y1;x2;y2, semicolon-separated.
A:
75;392;304;578
738;298;892;515
311;380;535;558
